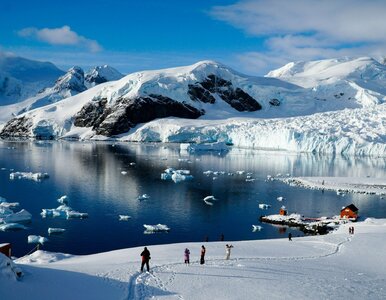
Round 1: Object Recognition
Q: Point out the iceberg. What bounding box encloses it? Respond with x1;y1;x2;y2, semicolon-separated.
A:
119;215;131;221
137;194;150;201
3;209;32;224
161;168;194;183
9;172;49;181
0;223;27;231
48;228;66;234
0;202;19;209
41;204;88;219
66;211;88;219
57;195;69;204
258;204;271;209
28;235;48;244
252;225;263;232
143;224;170;233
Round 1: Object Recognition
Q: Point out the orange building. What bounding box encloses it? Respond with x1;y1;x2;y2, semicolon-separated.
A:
279;207;287;216
340;204;359;220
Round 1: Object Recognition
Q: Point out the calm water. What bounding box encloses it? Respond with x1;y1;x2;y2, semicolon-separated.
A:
1;140;386;257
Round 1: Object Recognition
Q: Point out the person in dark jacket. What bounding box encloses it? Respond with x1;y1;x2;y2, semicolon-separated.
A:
200;245;206;265
184;248;190;265
140;247;151;272
288;233;292;241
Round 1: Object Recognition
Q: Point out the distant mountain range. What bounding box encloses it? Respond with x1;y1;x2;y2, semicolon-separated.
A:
0;55;385;157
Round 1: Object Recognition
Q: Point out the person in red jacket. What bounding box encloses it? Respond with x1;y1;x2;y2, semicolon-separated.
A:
140;247;151;272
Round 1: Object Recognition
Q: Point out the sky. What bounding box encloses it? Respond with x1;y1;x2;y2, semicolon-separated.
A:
1;0;386;75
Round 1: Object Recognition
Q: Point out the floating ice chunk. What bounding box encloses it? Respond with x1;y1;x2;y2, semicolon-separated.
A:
203;200;214;206
10;172;49;181
277;196;285;201
28;235;48;244
0;223;27;231
172;172;193;183
236;171;245;175
121;171;128;175
161;168;193;183
203;196;217;202
119;215;131;221
0;207;14;218
66;211;88;219
0;202;19;209
41;208;66;218
258;204;271;209
48;228;66;234
143;224;170;233
252;225;263;232
138;194;150;201
3;209;32;223
129;162;136;166
203;170;214;176
41;204;87;219
57;195;69;204
161;173;172;180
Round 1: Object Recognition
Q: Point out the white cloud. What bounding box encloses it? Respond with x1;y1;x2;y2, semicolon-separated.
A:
211;0;386;73
18;26;102;52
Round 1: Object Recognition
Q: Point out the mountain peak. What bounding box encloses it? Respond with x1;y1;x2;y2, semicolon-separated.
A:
53;66;86;94
85;65;123;87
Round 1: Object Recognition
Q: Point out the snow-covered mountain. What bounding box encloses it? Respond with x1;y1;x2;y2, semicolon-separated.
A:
0;65;123;123
84;65;124;88
266;56;386;107
0;53;64;105
0;60;301;138
1;57;386;157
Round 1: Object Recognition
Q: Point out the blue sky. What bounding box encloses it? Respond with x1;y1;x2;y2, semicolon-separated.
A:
1;0;386;75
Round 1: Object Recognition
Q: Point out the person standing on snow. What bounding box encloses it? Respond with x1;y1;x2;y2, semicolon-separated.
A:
225;244;234;260
140;247;151;272
184;248;190;265
200;245;206;265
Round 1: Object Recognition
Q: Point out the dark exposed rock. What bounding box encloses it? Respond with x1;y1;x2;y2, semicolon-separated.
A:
74;94;204;136
269;98;281;106
73;98;110;128
201;74;232;91
222;87;262;111
0;116;32;138
188;74;261;111
187;84;216;103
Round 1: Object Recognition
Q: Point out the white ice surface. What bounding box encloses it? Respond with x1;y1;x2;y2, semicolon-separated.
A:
1;218;385;299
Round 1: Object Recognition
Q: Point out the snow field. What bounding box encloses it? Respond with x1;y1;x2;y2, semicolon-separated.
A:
1;219;385;299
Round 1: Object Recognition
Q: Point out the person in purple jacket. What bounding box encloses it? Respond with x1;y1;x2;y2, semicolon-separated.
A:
184;248;190;265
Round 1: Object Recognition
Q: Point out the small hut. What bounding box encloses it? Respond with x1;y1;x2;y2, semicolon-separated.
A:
279;206;287;216
340;204;359;220
0;243;11;257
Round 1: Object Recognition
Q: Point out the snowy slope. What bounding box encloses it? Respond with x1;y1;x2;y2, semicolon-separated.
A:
267;57;386;107
0;53;64;105
1;218;385;299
